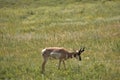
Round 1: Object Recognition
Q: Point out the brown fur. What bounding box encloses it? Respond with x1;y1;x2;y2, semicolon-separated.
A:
41;47;85;73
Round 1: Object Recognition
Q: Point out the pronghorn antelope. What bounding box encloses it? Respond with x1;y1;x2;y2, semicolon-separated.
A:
41;47;85;73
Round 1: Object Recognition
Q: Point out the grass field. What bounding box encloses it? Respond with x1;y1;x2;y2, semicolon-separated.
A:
0;0;120;80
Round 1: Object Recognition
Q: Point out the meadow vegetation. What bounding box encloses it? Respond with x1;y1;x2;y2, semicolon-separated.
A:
0;0;120;80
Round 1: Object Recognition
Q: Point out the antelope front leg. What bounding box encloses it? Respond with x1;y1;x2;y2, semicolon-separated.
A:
58;59;62;70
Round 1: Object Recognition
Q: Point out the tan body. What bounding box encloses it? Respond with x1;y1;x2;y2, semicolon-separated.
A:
41;47;85;73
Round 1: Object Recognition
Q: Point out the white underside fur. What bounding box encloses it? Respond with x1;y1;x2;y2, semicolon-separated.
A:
50;52;61;59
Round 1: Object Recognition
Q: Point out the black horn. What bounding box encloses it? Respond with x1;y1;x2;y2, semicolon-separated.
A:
82;47;85;51
79;47;85;54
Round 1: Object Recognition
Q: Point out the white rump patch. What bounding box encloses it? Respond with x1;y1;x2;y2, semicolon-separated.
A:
41;49;46;53
50;52;61;59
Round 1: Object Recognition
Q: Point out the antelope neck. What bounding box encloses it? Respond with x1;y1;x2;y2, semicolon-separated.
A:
67;52;76;58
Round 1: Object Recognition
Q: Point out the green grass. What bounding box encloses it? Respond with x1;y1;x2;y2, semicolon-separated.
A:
0;0;120;80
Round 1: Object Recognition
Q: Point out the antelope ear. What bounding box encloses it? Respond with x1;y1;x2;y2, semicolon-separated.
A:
78;49;82;55
79;48;82;51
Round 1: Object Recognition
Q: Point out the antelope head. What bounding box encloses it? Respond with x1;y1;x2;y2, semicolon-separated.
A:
74;47;85;61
